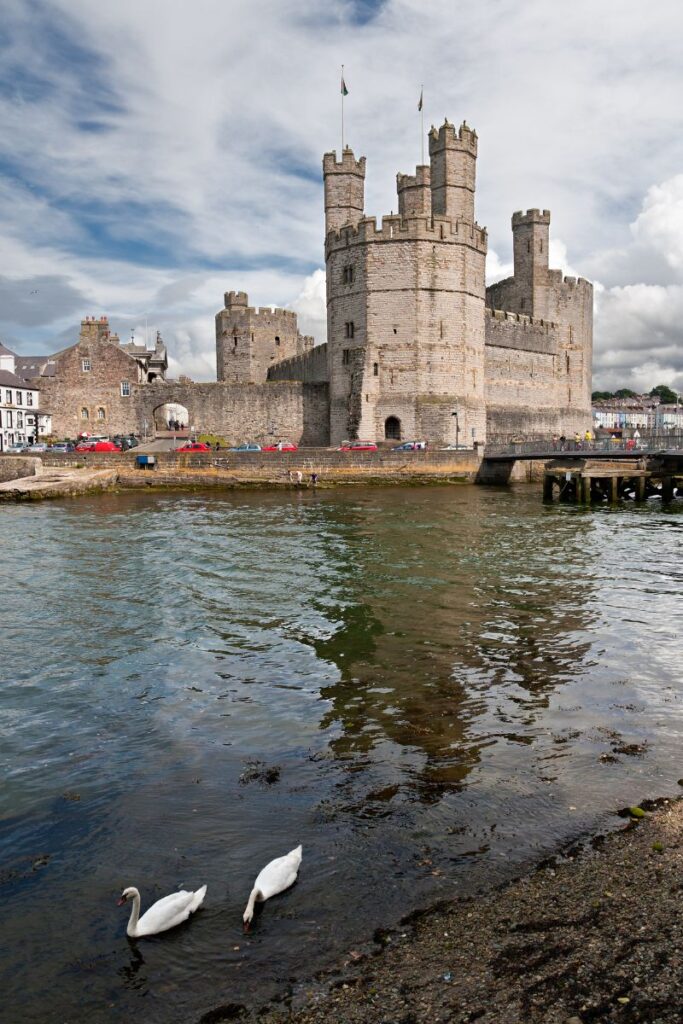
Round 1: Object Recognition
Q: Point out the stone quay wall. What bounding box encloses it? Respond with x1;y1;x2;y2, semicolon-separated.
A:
41;446;483;482
0;456;41;481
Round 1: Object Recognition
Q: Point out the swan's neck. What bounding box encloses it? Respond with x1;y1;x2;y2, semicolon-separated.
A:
244;887;260;923
127;892;141;935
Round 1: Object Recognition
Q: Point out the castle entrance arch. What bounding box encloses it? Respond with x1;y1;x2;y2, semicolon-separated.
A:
153;402;189;432
385;416;401;440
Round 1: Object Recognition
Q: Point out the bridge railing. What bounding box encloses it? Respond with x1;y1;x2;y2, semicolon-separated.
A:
485;433;683;456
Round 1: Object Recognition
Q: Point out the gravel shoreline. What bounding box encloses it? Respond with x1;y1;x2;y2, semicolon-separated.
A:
243;797;683;1024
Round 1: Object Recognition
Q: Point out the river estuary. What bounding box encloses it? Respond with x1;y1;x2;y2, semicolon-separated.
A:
1;485;682;1023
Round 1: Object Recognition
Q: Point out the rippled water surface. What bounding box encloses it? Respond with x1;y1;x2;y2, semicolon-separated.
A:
1;486;682;1023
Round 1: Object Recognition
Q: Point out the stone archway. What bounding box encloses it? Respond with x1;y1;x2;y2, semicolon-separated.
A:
385;415;401;440
154;402;189;432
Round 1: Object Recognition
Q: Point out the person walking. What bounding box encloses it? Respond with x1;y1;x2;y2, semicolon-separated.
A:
310;472;318;488
574;431;581;450
584;428;592;448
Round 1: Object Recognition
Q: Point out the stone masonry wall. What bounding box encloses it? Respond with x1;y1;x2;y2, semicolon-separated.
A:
216;291;313;385
267;343;329;383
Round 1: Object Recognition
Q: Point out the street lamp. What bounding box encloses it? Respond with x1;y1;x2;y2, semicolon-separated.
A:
451;409;459;449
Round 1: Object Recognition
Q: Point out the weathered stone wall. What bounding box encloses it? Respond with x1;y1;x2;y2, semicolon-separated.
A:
137;381;330;446
0;455;40;481
267;343;329;383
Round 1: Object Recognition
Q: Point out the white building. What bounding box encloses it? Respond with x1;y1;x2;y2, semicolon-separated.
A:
592;396;683;432
0;342;50;451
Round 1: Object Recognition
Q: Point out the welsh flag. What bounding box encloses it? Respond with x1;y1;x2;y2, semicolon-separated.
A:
341;72;348;96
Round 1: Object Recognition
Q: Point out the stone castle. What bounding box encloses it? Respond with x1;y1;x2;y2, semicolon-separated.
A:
10;120;592;445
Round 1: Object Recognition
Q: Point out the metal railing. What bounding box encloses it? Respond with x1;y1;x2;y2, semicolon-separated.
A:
485;433;683;457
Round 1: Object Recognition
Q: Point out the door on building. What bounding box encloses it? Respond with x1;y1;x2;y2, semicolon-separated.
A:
385;416;401;440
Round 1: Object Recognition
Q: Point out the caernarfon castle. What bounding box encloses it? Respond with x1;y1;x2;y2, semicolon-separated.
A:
10;120;592;445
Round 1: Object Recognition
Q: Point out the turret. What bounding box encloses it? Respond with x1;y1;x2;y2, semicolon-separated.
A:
511;209;550;289
397;165;431;219
79;316;110;344
323;148;366;235
428;120;477;223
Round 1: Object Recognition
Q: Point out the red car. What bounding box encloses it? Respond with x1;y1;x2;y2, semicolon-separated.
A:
338;440;378;452
261;441;298;452
75;440;122;452
176;442;212;452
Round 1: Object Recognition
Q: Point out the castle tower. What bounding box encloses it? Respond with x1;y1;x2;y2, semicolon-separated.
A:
322;148;366;234
511;209;551;318
397;166;431;219
215;291;309;384
325;120;488;447
428;120;477;223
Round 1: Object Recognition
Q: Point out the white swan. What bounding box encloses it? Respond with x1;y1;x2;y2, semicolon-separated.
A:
118;884;207;938
243;845;302;930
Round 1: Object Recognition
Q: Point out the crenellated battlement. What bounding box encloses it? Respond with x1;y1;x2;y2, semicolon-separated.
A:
428;119;478;156
396;165;431;191
512;208;551;226
322;148;366;176
487;307;556;330
218;292;298;323
224;290;249;307
546;269;592;290
325;213;487;252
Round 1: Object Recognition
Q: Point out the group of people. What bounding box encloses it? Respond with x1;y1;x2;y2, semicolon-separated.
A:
288;470;318;488
552;429;593;451
167;418;186;431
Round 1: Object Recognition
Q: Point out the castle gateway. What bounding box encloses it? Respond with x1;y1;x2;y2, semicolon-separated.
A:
16;120;592;445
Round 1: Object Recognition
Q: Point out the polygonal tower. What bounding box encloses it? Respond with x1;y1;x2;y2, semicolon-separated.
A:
323;120;488;447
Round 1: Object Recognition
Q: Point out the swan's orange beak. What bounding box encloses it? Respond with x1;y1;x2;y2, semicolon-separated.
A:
243;920;251;934
117;897;127;906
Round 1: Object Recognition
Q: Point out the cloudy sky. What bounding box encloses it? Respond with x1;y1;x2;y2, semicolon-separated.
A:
1;0;683;391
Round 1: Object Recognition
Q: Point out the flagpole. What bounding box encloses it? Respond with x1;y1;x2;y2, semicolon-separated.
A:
341;64;345;151
420;84;424;165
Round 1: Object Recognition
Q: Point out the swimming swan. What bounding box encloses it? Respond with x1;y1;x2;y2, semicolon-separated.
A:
243;845;302;930
118;884;207;938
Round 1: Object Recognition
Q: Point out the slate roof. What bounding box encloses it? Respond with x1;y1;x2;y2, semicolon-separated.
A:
0;341;15;357
0;369;40;390
14;355;57;378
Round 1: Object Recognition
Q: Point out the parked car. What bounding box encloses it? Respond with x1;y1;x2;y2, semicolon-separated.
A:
112;434;140;451
22;443;48;453
49;442;75;453
4;443;26;454
261;441;298;452
229;443;262;452
75;440;121;452
338;440;378;452
440;443;473;451
176;442;212;452
392;441;427;451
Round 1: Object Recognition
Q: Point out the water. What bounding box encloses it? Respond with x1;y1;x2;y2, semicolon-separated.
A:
1;485;681;1023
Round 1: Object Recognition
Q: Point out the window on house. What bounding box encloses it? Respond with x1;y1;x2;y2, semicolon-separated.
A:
81;408;89;420
16;391;22;405
373;362;378;376
17;412;23;428
5;390;12;403
26;416;34;426
120;381;130;397
6;411;12;427
342;349;351;366
82;358;91;372
345;321;355;338
26;392;32;406
0;411;2;427
97;408;106;420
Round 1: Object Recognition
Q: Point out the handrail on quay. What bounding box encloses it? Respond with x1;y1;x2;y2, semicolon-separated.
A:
484;433;683;459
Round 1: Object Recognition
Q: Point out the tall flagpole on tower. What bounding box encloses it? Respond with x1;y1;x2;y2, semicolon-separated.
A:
341;65;346;152
418;85;424;165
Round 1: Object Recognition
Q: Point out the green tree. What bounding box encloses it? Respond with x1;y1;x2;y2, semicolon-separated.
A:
649;384;678;404
591;390;614;400
614;388;638;398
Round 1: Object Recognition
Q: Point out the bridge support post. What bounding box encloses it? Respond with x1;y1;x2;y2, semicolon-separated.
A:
636;477;646;502
662;476;674;503
581;476;591;504
543;474;554;502
610;477;619;503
